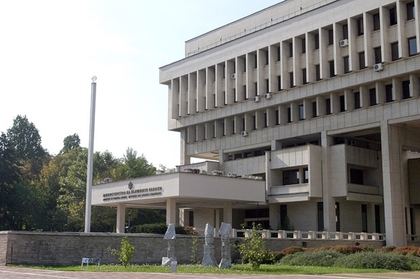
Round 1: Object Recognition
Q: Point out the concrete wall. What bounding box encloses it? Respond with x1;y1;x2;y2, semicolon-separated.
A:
0;231;386;266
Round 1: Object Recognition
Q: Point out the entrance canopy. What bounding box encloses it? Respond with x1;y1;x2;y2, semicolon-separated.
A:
92;172;266;232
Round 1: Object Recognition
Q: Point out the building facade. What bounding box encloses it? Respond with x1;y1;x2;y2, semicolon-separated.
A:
157;0;420;247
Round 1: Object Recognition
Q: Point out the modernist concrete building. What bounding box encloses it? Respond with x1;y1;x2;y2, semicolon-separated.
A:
93;0;420;247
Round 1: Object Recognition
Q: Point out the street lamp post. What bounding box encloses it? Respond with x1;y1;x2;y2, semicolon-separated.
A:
84;76;97;233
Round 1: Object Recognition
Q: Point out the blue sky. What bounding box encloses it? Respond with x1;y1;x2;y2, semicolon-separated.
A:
0;0;282;168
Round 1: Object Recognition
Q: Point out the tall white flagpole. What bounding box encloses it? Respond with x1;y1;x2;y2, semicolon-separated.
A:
85;76;97;233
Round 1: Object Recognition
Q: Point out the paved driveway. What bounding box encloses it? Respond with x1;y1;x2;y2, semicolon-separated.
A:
1;266;420;279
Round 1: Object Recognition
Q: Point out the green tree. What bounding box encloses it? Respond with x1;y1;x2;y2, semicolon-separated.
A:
237;222;271;269
60;133;81;154
108;236;135;267
114;147;156;180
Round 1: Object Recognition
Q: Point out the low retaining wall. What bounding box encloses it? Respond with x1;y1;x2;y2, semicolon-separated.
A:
0;231;386;266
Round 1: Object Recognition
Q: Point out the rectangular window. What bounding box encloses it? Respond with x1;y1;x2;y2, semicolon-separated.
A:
243;57;246;72
391;42;399;61
264;112;268;127
312;101;317;118
326;98;331;115
350;168;364;184
390;7;397;26
402;80;411;99
302;68;307;84
289;42;293;57
407;2;415;20
315;64;321;81
243;85;247;100
275;109;279;125
343;56;350;73
408;37;418;56
374;47;382;63
314;33;319;49
289;72;294;88
385;84;393;102
369;88;377;106
254;54;257;68
317;202;324;231
359;52;366;69
299;104;304;120
373;13;380;30
339;95;345;112
342;24;348;39
287;107;291;123
277;46;281;61
265;51;269;65
303;168;309;183
357;17;364;35
265;79;269;93
302;38;306;54
354;91;361;109
362;204;368;233
252;115;256;130
329;60;335;77
277;75;282;91
328;28;334;45
283;169;300;185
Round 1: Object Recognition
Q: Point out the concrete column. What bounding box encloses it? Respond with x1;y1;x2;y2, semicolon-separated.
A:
223;202;233;224
381;122;406;247
269;204;280;230
321;131;336;232
116;204;126;233
166;198;177;225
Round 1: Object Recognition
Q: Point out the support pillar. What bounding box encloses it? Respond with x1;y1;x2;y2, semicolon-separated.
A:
223;202;232;225
321;131;336;232
116;204;126;233
166;198;177;225
381;122;406;247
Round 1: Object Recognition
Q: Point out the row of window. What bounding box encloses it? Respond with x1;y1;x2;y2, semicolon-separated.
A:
185;76;416;143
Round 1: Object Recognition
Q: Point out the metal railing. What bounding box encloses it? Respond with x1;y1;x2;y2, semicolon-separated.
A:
186;0;338;57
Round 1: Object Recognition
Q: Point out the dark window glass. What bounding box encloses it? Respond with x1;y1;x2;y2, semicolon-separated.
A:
374;47;382;63
265;79;269;93
329;60;335;77
277;75;282;91
265;51;269;65
408;37;417;56
243;85;247;100
289;72;294;88
326;98;331;114
391;42;399;61
357;17;364;35
264;112;268;127
339;95;345;112
390;7;397;26
315;64;321;81
243;57;246;72
314;33;319;49
302;38;306;54
359;52;366;69
328;28;334;45
253;115;256;130
354;92;361;109
362;204;368;233
275;109;279;125
402;80;411;99
343;56;350;73
277;46;281;61
312;101;317;117
302;68;307;84
369;88;377;106
254;54;257;68
283;169;300;184
407;2;415;20
287;107;291;123
373;13;380;30
385;84;393;102
342;24;348;39
350;168;363;184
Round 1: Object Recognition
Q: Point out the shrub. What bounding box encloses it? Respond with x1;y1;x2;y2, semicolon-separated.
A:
334;251;411;271
380;246;396;253
394;246;420;256
281;246;304;255
130;223;187;234
108;236;135;267
280;250;342;267
236;222;271;269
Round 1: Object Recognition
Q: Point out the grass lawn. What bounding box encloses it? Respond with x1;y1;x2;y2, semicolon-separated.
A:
26;264;392;275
